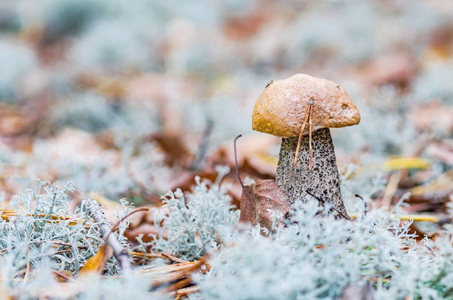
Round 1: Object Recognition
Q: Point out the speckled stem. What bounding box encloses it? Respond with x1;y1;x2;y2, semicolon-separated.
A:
276;128;349;218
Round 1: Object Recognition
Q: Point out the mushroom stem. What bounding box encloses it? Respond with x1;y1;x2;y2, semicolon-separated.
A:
308;101;313;170
276;128;349;218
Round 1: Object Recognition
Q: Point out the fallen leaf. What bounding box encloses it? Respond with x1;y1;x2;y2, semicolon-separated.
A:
151;132;192;167
239;179;290;231
382;156;430;172
79;245;112;276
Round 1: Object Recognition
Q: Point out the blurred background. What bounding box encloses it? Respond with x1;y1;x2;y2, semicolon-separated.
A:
0;0;452;215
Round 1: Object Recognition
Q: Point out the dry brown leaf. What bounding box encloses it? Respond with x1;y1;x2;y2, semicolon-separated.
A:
239;179;290;231
152;132;192;167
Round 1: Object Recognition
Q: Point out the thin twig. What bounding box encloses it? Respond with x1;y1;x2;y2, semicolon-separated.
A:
52;270;74;282
140;261;197;273
129;251;162;259
172;255;208;279
83;200;133;278
355;194;367;216
306;190;351;221
161;252;188;264
382;171;401;210
109;207;150;235
234;135;252;202
294;98;313;168
53;249;74;255
171;286;200;297
308;97;314;170
162;277;192;293
152;255;208;288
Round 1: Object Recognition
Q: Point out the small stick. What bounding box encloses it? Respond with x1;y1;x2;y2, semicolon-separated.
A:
152;255;208;288
161;252;188;264
171;286;200;297
53;249;74;255
108;207;150;234
234;135;252;202
294;97;314;169
355;194;367;216
140;261;196;273
83;200;133;278
382;171;401;210
52;270;75;282
24;245;30;284
162;277;192;293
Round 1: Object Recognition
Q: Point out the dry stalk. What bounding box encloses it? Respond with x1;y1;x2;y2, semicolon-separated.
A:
170;286;200;298
151;255;208;289
162;277;192;293
83;199;132;277
161;252;188;264
294;98;313;168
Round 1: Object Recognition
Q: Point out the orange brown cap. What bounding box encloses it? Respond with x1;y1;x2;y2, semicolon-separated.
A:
252;73;361;138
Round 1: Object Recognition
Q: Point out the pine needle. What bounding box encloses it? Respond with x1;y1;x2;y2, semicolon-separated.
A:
294;97;314;169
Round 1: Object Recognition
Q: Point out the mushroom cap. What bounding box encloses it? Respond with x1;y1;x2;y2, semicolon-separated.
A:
252;73;361;138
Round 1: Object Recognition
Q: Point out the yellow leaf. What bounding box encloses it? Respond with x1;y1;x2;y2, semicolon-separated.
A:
79;245;106;276
349;213;440;223
382;156;430;171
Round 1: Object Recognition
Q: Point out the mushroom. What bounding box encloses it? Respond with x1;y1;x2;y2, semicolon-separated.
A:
252;73;360;218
